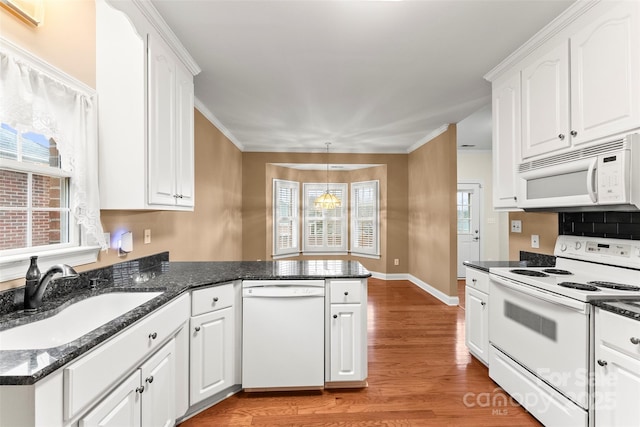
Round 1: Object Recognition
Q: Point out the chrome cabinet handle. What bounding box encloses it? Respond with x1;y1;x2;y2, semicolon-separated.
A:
136;386;145;394
597;360;608;367
148;332;157;340
558;134;565;140
145;376;154;384
570;130;577;137
195;326;201;332
213;297;219;302
631;337;640;345
333;314;338;319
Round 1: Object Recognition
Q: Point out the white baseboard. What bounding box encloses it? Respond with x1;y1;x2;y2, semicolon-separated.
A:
369;271;460;307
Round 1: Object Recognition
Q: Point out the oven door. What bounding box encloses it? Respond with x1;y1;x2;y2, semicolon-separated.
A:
489;274;590;409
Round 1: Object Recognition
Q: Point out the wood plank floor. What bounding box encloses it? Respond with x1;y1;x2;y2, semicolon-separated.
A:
180;278;541;426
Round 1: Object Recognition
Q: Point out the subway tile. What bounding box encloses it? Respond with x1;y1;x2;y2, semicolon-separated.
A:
583;212;604;223
594;223;618;234
604;212;631;223
632;212;640;224
574;222;595;234
618;223;640;235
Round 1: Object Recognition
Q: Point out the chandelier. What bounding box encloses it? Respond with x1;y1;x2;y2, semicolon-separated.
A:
313;142;342;210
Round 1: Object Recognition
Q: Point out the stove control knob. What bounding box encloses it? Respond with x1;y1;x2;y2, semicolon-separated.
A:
574;242;582;250
560;243;567;252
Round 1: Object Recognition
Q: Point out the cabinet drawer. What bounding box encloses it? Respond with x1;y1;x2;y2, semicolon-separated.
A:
191;282;234;316
466;268;489;294
330;280;362;304
64;293;189;420
596;308;640;360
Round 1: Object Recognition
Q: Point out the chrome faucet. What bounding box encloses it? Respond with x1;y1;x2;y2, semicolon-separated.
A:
24;264;79;312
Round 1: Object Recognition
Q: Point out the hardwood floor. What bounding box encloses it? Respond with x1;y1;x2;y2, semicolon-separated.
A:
180;278;540;426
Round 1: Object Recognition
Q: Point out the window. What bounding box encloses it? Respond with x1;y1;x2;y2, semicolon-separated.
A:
457;190;472;234
303;183;347;254
273;179;299;257
0;40;106;281
0;125;72;251
351;180;379;257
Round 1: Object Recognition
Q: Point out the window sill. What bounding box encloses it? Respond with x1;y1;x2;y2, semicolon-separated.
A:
351;252;381;260
0;246;101;282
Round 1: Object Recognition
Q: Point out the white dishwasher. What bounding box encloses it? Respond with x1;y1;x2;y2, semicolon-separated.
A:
242;280;325;390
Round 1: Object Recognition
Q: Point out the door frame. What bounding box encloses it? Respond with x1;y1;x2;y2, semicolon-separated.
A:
457;181;483;277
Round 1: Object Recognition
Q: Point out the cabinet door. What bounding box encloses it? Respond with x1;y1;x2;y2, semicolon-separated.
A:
594;344;640;426
521;41;570;159
190;306;234;405
329;304;363;382
148;33;177;206
465;286;488;364
140;340;175;427
174;61;195;207
79;371;141;427
492;72;521;208
570;1;640;146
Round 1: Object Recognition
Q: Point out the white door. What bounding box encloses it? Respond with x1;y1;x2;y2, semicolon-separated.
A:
594;344;640;426
79;371;142;427
329;303;362;382
141;340;175;427
457;183;481;278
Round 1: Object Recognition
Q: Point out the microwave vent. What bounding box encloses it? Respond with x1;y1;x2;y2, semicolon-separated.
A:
518;138;627;173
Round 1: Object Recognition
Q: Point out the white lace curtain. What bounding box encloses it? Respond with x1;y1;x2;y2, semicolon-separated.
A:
0;41;107;250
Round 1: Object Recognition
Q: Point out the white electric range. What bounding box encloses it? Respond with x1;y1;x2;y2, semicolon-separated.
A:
488;235;640;427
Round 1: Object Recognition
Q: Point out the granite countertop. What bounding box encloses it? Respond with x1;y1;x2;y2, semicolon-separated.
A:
0;259;370;385
463;260;530;272
592;299;640;321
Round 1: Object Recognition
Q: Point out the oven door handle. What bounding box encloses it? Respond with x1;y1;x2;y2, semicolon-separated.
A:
489;274;588;313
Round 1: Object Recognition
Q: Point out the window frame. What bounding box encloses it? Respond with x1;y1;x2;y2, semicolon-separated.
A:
272;179;300;258
302;182;348;255
350;180;380;258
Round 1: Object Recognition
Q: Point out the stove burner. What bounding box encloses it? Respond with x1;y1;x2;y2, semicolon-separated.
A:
543;269;573;275
587;281;640;291
510;269;549;277
558;282;600;291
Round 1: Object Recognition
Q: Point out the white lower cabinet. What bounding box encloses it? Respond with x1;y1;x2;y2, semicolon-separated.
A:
464;267;489;365
80;339;175;427
326;279;368;385
188;282;240;406
594;308;640;426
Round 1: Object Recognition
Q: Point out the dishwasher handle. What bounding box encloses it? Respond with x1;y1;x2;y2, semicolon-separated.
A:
243;286;325;298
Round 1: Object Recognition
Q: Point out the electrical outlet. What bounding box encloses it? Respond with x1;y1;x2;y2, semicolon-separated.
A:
531;234;540;249
394;258;399;266
144;229;151;244
511;220;522;233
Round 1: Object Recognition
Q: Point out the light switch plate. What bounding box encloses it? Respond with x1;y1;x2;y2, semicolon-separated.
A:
531;234;540;248
511;220;522;233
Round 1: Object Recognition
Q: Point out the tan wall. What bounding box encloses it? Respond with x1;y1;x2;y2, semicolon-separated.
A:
243;153;407;274
0;5;243;290
508;212;558;259
408;126;457;297
0;0;96;88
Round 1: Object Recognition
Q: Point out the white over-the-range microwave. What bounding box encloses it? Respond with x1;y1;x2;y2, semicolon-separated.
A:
516;133;640;211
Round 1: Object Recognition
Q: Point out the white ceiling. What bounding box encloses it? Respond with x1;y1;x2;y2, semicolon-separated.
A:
151;0;574;154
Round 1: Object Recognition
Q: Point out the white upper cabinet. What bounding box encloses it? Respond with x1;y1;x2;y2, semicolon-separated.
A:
97;0;199;210
570;1;640;146
521;41;570;160
492;72;521;209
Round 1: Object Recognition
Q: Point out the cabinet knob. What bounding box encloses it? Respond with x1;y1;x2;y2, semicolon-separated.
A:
631;337;640;345
570;130;577;137
480;301;486;307
333;314;338;319
148;332;157;340
178;194;184;199
213;297;219;302
145;376;154;384
597;359;608;367
472;278;477;283
344;291;349;296
514;196;517;201
136;386;145;394
195;326;201;332
558;134;565;140
173;194;179;199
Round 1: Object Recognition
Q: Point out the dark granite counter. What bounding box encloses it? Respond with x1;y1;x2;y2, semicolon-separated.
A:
463;251;556;273
463;260;529;273
592;300;640;321
0;258;370;385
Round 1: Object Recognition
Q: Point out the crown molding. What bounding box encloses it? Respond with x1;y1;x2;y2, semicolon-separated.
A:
132;0;201;76
484;0;600;82
194;97;245;152
406;124;450;153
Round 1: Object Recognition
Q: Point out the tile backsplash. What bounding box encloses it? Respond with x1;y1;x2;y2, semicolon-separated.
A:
559;211;640;240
